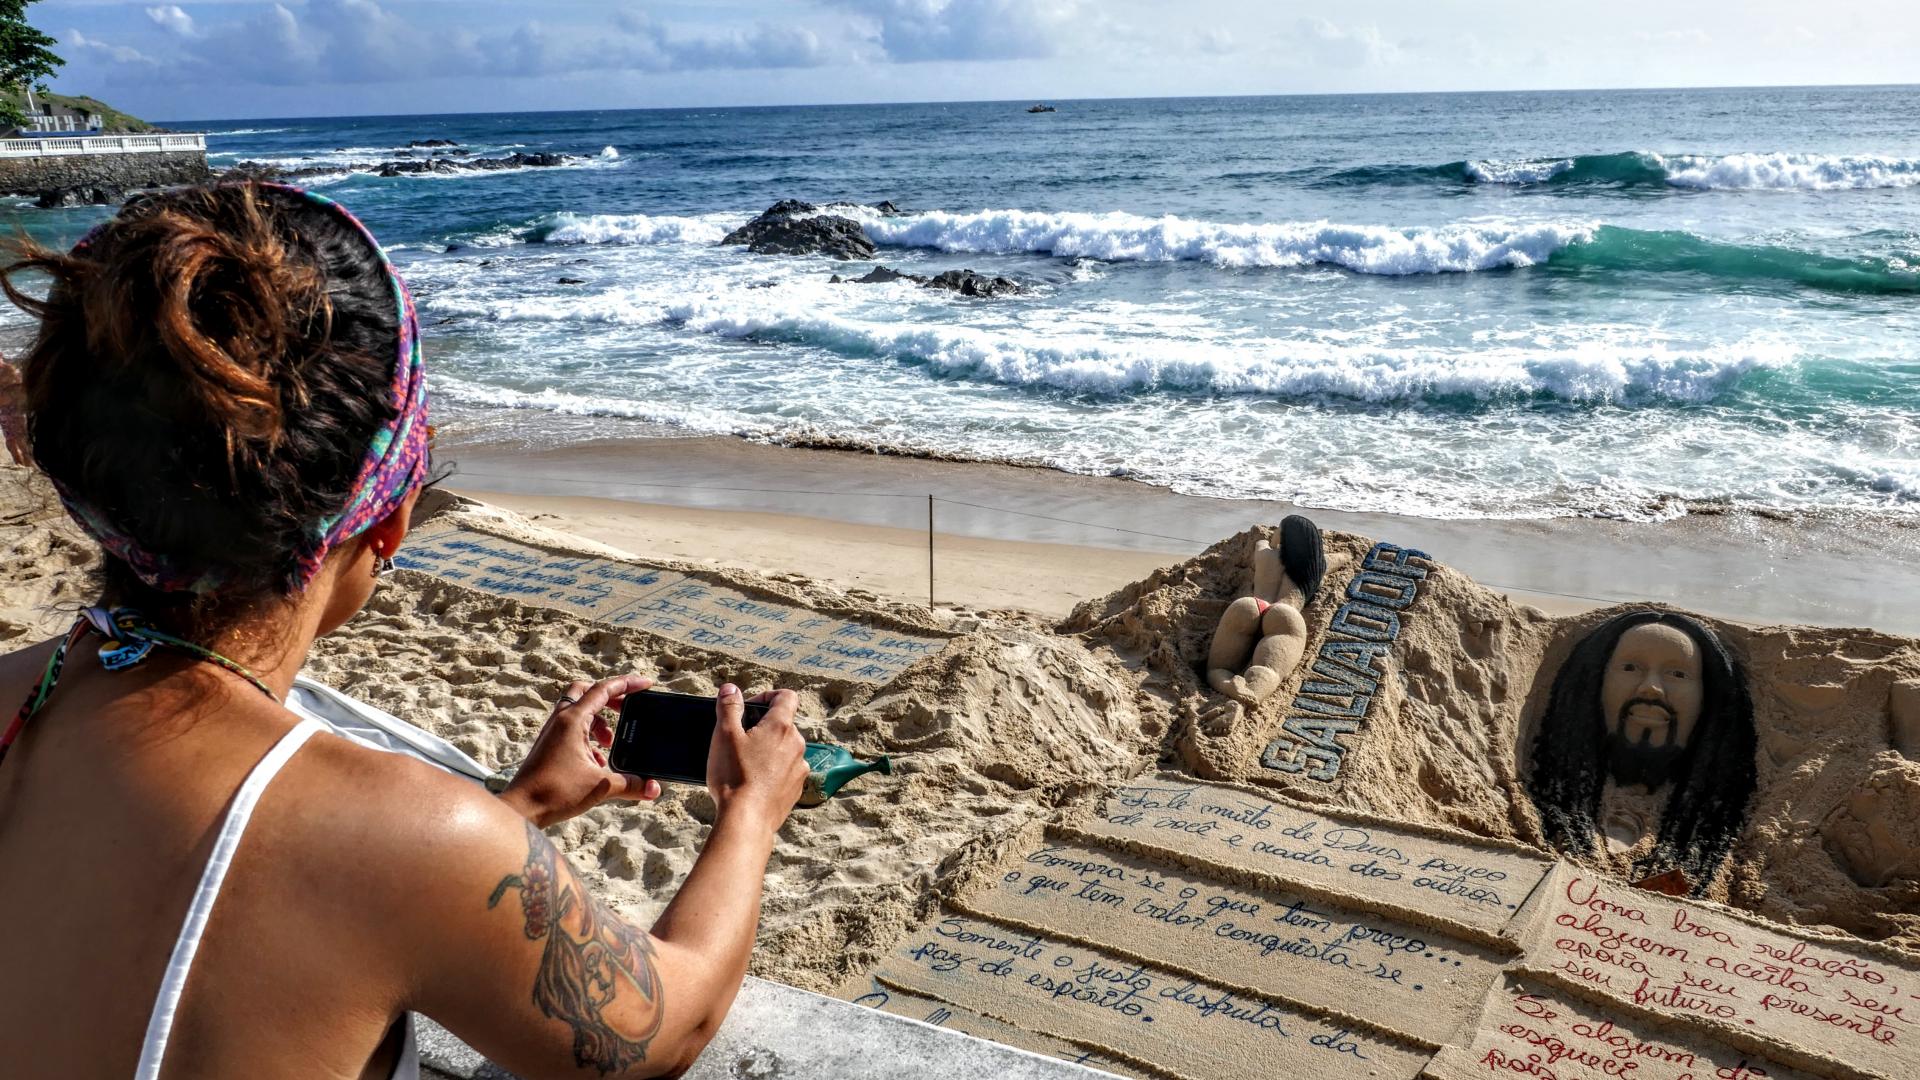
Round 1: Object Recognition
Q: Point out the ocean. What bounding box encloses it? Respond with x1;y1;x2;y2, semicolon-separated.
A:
18;87;1920;523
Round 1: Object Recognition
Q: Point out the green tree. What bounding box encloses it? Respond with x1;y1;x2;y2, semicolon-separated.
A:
0;0;63;131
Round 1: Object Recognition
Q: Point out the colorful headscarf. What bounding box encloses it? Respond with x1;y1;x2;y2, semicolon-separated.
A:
54;183;431;595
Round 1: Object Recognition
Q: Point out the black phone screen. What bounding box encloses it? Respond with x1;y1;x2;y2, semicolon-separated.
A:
610;689;768;785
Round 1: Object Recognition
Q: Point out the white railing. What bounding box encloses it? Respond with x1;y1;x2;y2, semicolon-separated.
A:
0;134;206;158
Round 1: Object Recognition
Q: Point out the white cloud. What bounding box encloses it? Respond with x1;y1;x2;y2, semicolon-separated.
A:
830;0;1087;62
1295;18;1402;68
1633;28;1712;47
605;11;832;73
64;28;155;66
1194;27;1238;56
67;0;834;87
144;5;196;38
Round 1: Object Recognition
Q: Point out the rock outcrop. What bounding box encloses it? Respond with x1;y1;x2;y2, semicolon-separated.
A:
34;185;124;209
225;150;572;185
722;200;877;260
830;264;1022;297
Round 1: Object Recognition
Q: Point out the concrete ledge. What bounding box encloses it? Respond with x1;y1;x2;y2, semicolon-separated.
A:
419;976;1119;1079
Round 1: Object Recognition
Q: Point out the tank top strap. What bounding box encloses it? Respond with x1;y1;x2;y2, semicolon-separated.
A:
133;716;324;1080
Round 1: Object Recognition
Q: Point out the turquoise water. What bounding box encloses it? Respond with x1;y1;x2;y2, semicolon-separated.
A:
16;87;1920;521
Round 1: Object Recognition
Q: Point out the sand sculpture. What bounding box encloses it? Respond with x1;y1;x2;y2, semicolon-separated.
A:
1525;610;1758;895
1203;515;1324;706
8;466;1920;1079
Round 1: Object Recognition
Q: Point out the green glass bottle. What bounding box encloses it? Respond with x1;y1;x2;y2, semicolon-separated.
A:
798;743;891;807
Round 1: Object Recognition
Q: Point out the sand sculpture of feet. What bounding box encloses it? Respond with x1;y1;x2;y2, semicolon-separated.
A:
1205;515;1325;706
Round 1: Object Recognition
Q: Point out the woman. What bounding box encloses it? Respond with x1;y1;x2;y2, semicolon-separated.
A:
0;182;807;1078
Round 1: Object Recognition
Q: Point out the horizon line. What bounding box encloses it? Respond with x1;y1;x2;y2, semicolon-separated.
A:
131;80;1920;127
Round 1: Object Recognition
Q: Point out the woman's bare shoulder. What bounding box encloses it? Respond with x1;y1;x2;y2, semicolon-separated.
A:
264;726;536;932
0;635;66;698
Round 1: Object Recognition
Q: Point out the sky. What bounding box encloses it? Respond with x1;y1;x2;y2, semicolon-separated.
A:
36;0;1920;122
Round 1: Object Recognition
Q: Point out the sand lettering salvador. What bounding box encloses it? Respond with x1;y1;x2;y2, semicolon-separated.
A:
1262;542;1433;781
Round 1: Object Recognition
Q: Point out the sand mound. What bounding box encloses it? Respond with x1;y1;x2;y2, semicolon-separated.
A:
303;493;1170;991
11;460;1920;1078
1067;523;1920;947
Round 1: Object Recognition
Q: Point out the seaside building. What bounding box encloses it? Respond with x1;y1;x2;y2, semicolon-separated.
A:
13;87;102;135
0;88;206;202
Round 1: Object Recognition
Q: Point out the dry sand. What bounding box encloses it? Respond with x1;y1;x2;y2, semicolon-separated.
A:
8;447;1920;1079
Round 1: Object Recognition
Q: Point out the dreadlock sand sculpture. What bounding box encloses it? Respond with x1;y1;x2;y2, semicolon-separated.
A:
1526;611;1759;895
6;463;1920;1079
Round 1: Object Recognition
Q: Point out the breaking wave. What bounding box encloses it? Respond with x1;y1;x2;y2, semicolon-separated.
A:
1323;151;1920;192
827;208;1920;294
839;207;1593;273
518;211;735;246
433;287;1793;405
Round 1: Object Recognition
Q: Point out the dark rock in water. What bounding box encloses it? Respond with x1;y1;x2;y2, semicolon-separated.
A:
722;201;876;260
224;150;571;185
409;138;460;148
871;200;905;215
927;269;1021;297
35;185;124;209
851;266;915;284
831;263;1022;297
556;277;587;285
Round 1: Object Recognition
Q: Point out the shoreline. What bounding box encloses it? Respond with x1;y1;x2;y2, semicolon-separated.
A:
442;429;1920;634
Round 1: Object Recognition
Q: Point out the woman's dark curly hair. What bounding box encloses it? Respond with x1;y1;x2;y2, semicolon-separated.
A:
2;182;404;632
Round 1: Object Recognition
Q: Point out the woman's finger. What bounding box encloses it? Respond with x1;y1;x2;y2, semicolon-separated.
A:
559;673;646;723
558;679;593;712
601;676;652;718
605;771;662;801
715;683;745;734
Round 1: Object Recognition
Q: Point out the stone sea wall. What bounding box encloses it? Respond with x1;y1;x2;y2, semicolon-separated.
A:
0;150;210;196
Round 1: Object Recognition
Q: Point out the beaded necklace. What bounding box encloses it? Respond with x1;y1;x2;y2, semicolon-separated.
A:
0;607;276;769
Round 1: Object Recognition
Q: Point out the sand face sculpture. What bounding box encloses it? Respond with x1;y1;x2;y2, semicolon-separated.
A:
1524;610;1758;896
1204;515;1325;705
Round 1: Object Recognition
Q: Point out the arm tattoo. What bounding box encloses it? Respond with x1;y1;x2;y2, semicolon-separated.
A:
490;820;665;1074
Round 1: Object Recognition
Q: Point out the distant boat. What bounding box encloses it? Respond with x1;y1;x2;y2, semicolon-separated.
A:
1027;104;1056;113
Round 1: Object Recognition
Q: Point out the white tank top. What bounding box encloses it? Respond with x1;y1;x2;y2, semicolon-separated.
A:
132;717;418;1079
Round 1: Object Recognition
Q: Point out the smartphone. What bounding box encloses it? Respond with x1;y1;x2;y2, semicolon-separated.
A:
610;689;767;785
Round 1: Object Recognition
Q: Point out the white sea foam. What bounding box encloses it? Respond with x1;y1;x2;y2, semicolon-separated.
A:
432;376;757;435
599;145;621;160
1466;158;1574;184
1658;152;1920;191
204;127;289;136
537;212;733;246
437;282;1788;405
835;207;1596;274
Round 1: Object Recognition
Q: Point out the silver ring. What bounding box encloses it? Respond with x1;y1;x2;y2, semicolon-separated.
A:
555;695;581;709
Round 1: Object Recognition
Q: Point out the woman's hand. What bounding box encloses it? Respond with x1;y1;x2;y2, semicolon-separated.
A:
706;684;807;833
499;674;662;828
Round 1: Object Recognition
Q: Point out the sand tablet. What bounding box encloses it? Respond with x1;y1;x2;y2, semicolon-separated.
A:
1428;973;1815;1080
1077;775;1554;937
858;909;1431;1080
1510;863;1920;1077
844;980;1146;1076
961;835;1508;1045
393;520;947;683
